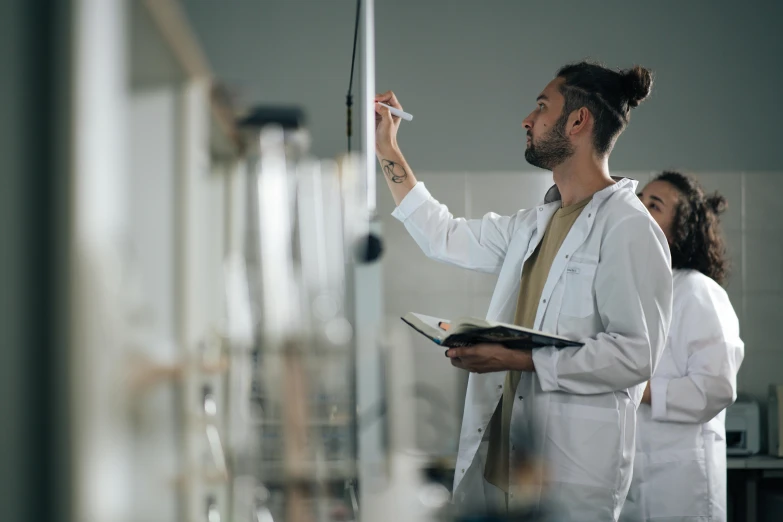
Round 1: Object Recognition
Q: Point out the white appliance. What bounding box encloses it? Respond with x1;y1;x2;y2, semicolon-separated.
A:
726;399;762;455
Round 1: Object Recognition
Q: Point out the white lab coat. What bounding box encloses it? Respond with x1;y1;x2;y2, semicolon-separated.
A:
392;178;673;521
620;269;744;522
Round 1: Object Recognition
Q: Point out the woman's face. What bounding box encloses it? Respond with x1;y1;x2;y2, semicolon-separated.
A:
638;180;680;244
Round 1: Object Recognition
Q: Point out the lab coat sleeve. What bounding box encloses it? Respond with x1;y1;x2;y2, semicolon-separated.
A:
391;182;528;274
650;285;744;423
533;214;673;394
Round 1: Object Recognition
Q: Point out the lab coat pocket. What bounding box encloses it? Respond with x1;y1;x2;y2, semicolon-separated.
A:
642;448;710;519
560;260;597;318
545;402;620;489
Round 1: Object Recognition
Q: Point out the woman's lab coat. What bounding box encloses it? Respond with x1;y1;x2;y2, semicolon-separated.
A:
620;269;744;522
391;178;673;521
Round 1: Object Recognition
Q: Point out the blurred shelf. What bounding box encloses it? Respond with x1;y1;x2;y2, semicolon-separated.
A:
727;455;783;470
131;0;241;156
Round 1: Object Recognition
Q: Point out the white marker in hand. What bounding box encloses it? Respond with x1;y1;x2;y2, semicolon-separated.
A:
377;102;413;121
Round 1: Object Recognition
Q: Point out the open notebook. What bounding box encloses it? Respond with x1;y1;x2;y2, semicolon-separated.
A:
401;312;583;350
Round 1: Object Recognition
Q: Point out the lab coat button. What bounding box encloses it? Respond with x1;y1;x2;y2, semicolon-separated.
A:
538;207;543;211
542;299;547;304
518;396;523;400
497;384;502;389
461;469;465;474
478;428;482;433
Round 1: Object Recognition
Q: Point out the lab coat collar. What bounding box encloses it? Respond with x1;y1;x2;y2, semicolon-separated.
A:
543;176;638;204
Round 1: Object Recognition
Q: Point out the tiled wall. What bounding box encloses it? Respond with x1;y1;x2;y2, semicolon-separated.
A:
377;171;783;455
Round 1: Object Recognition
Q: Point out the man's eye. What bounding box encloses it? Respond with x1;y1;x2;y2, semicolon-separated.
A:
538;103;545;110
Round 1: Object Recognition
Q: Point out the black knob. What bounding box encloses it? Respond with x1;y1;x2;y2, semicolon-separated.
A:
355;233;383;263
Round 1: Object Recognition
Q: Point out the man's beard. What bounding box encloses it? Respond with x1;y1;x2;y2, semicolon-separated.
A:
524;113;574;170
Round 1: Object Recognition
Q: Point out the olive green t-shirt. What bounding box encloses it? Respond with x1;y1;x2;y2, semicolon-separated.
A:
483;196;591;492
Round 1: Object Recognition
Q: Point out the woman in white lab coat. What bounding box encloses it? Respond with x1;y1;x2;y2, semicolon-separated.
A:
622;171;745;522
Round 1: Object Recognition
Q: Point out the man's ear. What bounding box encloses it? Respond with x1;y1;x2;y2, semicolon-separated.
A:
569;107;591;136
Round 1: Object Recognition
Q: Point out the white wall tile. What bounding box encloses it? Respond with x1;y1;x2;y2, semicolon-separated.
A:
415;381;462;455
381;171;468;217
745;172;783;231
420;172;468;215
379;214;469;296
463;171;546;293
470;293;495;320
744;231;783;293
376;182;398;217
380;233;470;296
737;352;783;404
693;172;743;232
386;291;472;455
386;289;494;324
727;292;744;332
378;171;492;454
723;230;744;325
384;289;473;324
383;290;415;323
468;270;499;295
742;293;783;354
376;172;467;224
378;172;472;294
377;210;409;254
723;230;743;286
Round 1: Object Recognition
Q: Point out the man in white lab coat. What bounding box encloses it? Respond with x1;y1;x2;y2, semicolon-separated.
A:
374;61;673;521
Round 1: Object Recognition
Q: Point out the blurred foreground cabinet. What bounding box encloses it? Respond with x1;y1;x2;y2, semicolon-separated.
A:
3;1;394;521
66;1;243;521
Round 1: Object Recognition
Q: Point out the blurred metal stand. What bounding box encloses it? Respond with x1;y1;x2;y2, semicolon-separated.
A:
229;109;366;522
234;114;451;521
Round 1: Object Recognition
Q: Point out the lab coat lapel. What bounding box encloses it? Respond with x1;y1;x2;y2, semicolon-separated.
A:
530;178;638;331
534;199;596;329
454;202;559;497
527;202;560;262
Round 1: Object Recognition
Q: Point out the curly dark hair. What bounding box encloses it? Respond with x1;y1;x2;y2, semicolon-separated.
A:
653;171;730;285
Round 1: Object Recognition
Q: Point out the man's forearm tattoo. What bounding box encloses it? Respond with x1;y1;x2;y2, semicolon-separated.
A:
381;159;408;183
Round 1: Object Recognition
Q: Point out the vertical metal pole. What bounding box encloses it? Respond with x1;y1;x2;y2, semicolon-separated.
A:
362;0;376;217
356;1;389;520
